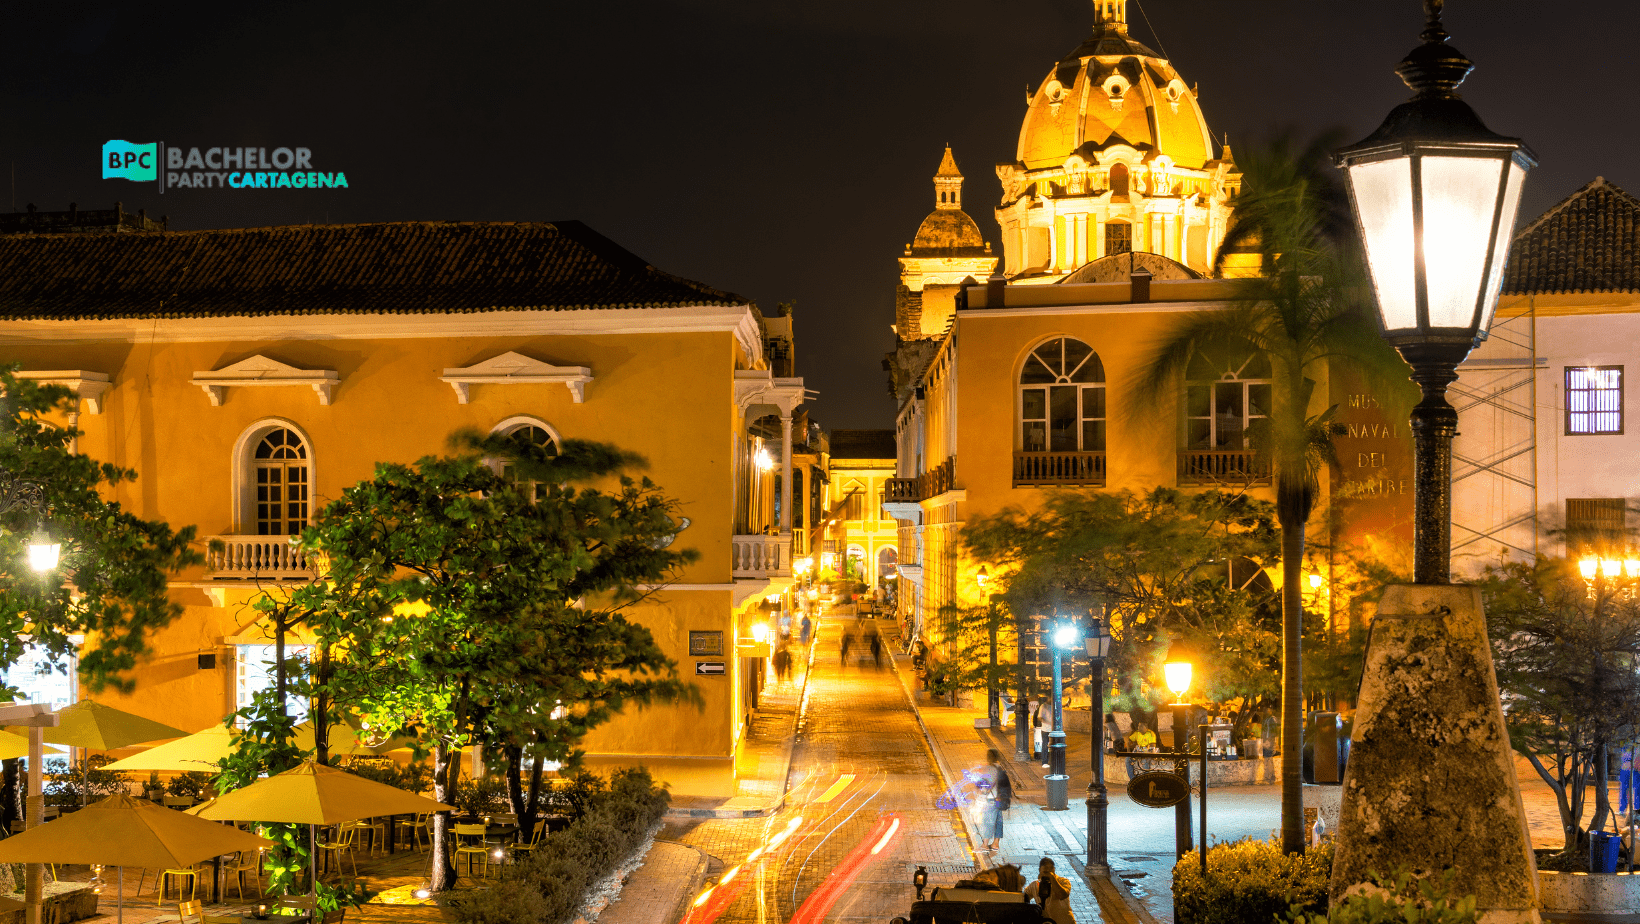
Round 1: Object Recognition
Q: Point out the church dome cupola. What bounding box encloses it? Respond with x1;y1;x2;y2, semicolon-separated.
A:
934;145;965;210
994;0;1241;283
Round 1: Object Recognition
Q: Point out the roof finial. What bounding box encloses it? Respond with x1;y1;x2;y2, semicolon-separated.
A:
1397;0;1472;98
1420;0;1448;44
1093;0;1127;29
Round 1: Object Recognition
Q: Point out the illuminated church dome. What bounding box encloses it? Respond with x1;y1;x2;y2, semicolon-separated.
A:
996;0;1240;282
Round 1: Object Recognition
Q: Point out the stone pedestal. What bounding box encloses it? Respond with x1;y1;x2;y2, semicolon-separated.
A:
1332;584;1538;924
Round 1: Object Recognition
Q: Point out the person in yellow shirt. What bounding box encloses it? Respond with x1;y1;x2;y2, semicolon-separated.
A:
1129;722;1157;750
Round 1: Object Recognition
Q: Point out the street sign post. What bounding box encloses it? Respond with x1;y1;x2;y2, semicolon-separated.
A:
1112;724;1209;878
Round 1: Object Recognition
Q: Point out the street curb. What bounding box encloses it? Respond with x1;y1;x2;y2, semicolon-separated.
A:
663;842;711;924
1091;867;1161;924
661;612;820;821
890;652;986;864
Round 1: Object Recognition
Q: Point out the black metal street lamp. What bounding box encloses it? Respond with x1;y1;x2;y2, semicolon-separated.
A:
1334;0;1534;584
1164;651;1195;859
1084;615;1112;872
1044;619;1079;811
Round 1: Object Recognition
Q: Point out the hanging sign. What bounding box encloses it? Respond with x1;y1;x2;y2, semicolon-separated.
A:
1127;770;1190;808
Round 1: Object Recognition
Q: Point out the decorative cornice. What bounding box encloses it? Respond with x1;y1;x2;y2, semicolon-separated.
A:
15;370;111;414
192;355;340;406
440;351;592;404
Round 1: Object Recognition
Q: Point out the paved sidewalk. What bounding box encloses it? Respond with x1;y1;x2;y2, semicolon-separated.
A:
895;656;1113;924
666;642;812;819
599;841;708;924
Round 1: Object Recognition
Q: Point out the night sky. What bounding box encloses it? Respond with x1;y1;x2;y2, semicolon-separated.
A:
5;1;1635;429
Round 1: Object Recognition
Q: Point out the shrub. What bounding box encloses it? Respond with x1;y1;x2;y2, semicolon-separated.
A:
1173;838;1332;924
454;776;509;815
166;771;215;800
43;756;129;806
1289;868;1477;924
454;767;670;924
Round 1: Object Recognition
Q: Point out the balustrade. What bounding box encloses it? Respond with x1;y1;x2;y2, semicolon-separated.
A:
1012;451;1107;487
1177;450;1271;486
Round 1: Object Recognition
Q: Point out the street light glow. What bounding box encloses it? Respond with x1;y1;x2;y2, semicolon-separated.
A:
1164;661;1192;699
750;623;770;644
1307;573;1323;590
1053;624;1079;649
27;532;59;573
1581;557;1599;580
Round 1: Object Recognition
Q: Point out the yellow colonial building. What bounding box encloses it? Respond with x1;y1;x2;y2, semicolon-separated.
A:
0;215;804;797
886;0;1350;650
818;430;899;589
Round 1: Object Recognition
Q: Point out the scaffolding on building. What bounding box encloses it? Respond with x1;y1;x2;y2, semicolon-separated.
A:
1450;304;1541;576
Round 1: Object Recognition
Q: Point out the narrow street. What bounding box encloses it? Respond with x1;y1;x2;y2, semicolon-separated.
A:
666;611;975;924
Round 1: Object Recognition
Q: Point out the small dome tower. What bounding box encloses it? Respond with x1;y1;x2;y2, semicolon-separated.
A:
895;147;998;342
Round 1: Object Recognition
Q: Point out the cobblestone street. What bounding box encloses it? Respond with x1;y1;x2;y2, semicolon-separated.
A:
664;611;978;923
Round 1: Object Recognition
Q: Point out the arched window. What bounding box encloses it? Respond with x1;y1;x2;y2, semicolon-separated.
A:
1109;163;1130;198
253;427;309;535
1185;349;1271;450
492;418;561;501
1020;338;1106;453
878;546;898;580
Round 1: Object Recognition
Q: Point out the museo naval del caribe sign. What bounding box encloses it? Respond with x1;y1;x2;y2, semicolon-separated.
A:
102;139;350;193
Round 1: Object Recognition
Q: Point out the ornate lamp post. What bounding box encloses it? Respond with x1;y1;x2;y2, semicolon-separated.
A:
1164;652;1194;859
1045;619;1079;811
1329;4;1540;914
1334;0;1534;584
1084;615;1112;871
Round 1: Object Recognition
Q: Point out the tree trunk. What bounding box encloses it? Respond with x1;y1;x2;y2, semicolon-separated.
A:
0;759;17;836
313;645;331;766
429;741;458;891
504;745;525;833
1278;484;1308;855
275;611;288;718
1592;743;1613;838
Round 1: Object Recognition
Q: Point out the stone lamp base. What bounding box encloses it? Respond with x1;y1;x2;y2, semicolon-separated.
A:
1332;584;1539;924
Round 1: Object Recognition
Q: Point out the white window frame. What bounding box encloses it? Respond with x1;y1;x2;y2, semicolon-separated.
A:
1565;366;1623;435
1017;337;1107;454
232;419;316;535
1185;354;1272;451
235;643;312;725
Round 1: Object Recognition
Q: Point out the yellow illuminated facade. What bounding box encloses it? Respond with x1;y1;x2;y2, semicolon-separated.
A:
0;220;804;798
819;431;899;589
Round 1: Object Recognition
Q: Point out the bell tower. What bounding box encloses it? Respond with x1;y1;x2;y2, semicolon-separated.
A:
1093;0;1126;29
933;146;963;211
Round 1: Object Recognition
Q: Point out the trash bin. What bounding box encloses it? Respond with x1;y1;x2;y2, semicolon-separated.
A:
1591;831;1622;874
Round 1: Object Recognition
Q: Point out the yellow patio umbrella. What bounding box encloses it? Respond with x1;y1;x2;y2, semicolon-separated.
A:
0;732;63;762
197;760;452;897
37;701;187;751
0;793;272;924
104;719;412;772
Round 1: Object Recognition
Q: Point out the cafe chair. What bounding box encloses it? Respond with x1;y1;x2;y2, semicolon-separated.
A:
317;824;359;879
177;900;205;924
140;864;197;906
512;822;546;859
227;848;264;899
321;911;346;924
452;823;492;879
398;812;430;852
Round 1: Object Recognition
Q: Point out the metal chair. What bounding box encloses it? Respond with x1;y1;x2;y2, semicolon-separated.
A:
226;848;264;899
177;900;205;924
317;824;359;879
398;812;430;851
512;821;547;859
321;911;346;924
452;823;492;878
277;894;318;914
351;817;387;857
140;864;197;906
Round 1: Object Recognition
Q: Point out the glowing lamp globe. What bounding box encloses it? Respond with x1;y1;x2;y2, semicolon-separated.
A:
27;531;59;573
1164;660;1193;699
1052;624;1080;650
1580;558;1600;581
1335;3;1534;369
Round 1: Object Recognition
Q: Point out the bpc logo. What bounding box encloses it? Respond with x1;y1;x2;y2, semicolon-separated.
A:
102;140;158;182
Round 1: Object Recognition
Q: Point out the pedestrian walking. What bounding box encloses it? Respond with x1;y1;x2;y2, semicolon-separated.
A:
1024;858;1076;924
800;614;812;647
868;627;883;669
1622;743;1639;816
840;625;853;667
977;748;1011;853
1032;700;1047;766
774;646;792;684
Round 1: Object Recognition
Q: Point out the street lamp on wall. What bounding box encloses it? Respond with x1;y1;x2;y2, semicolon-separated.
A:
26;531;59;573
1335;0;1534;584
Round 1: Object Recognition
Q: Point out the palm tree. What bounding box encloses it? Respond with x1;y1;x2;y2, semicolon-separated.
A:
1133;134;1400;853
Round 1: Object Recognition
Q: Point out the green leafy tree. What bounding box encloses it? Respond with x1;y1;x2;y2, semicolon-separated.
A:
295;434;698;891
1132;135;1403;852
963;488;1289;736
0;366;203;693
1479;557;1640;852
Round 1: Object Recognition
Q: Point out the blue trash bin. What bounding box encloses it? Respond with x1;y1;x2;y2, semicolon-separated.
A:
1591;831;1621;873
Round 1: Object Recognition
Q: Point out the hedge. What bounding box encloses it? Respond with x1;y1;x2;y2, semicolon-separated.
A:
1173;838;1332;924
454;767;671;924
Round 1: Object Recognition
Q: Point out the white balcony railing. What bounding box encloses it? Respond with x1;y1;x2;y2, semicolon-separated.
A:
732;533;790;578
206;535;315;580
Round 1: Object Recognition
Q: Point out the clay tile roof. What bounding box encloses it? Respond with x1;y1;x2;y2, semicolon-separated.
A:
1504;178;1640;295
936;146;963;179
828;429;896;461
0;220;747;320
